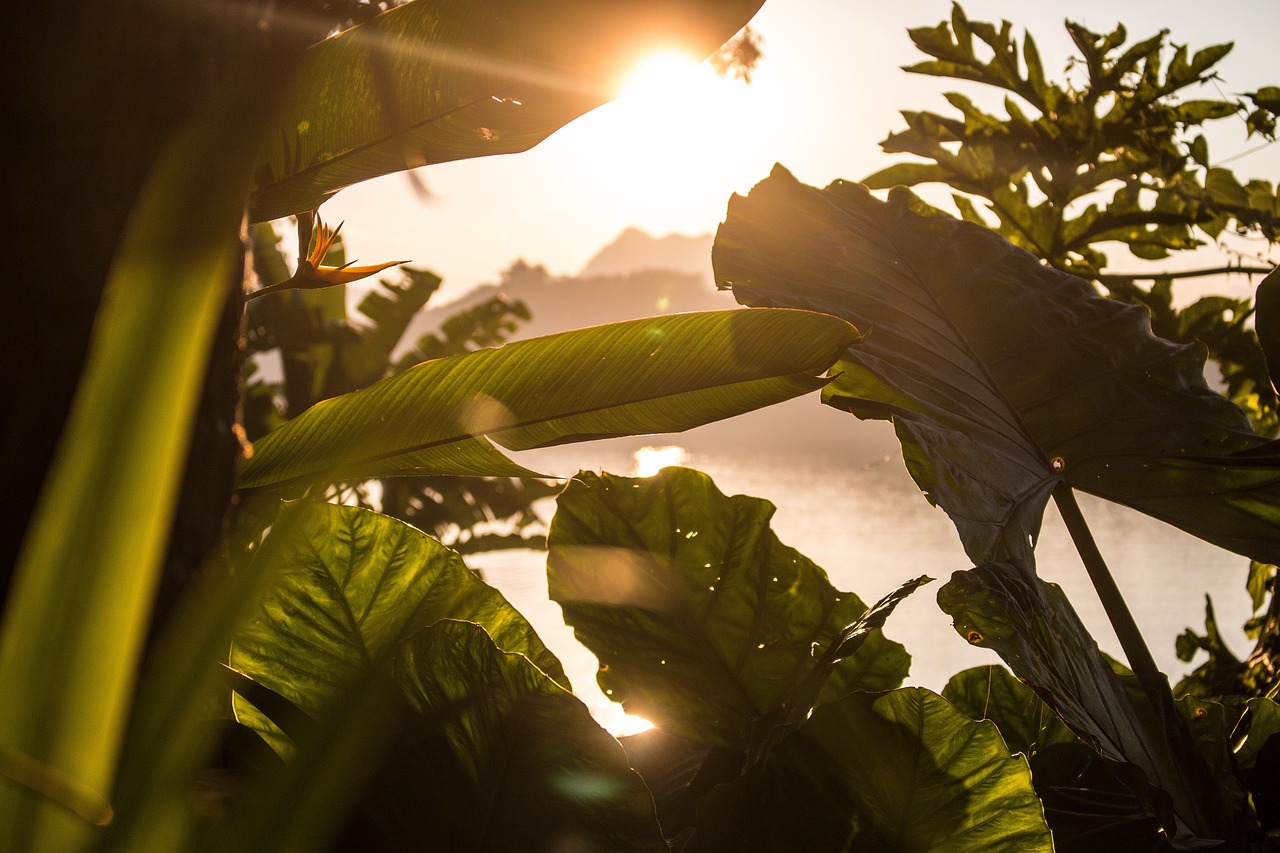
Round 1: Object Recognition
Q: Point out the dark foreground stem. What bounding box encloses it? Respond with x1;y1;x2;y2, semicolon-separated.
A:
1052;484;1165;687
1053;483;1241;842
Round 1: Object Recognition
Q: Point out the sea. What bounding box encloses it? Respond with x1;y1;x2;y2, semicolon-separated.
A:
465;409;1258;735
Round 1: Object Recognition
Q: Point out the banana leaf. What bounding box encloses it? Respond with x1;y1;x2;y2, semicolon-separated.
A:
251;0;765;221
240;309;857;490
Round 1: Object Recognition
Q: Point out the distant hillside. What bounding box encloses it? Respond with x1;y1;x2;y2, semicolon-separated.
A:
396;229;898;461
579;227;714;280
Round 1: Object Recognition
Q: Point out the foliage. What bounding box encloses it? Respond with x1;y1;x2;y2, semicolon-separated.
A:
545;468;1054;850
715;166;1280;567
12;1;1280;851
713;165;1280;846
244;220;558;552
548;468;911;750
0;0;775;849
863;3;1280;432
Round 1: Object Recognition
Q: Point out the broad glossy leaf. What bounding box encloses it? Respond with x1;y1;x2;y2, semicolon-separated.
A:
942;665;1076;758
240;309;857;490
230;501;565;751
713;166;1280;566
548;467;910;751
351;620;666;852
686;688;1053;852
938;563;1240;842
251;0;764;221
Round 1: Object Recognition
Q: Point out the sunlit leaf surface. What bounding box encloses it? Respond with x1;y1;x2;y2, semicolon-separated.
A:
240;309;857;491
230;502;565;752
548;467;910;750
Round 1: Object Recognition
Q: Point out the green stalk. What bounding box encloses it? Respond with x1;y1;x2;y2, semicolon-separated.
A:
0;63;290;853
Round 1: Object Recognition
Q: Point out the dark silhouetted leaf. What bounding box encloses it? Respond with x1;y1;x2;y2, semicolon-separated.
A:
938;563;1243;843
346;620;666;852
714;166;1280;567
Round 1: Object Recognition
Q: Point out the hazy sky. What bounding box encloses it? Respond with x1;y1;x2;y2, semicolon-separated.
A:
322;0;1280;304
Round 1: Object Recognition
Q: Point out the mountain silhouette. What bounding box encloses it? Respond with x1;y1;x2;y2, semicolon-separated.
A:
579;226;714;280
400;228;898;461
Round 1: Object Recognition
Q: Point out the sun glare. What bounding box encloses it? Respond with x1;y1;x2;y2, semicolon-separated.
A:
619;50;703;101
633;446;688;477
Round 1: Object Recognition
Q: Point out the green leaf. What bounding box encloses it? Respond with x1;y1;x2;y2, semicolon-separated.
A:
547;467;910;751
358;621;667;852
250;0;765;221
713;166;1280;567
942;665;1077;758
230;501;566;752
938;563;1241;842
240;309;858;491
1248;561;1277;613
686;688;1053;852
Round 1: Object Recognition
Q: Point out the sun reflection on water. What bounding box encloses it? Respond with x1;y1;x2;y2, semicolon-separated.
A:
632;445;687;477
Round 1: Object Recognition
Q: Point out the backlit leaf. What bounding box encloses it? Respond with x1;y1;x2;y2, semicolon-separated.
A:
240;309;858;491
230;501;565;752
686;688;1053;852
548;467;910;751
251;0;765;221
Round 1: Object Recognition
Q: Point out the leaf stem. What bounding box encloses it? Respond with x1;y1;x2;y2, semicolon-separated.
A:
1052;484;1165;687
1053;483;1240;841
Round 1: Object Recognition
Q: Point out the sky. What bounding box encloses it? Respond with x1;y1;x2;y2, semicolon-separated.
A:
322;0;1280;305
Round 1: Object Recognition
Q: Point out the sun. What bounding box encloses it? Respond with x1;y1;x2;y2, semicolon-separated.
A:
618;50;704;101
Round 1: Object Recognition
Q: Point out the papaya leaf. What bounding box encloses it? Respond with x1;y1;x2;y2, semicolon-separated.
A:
686;688;1053;853
547;467;910;752
938;563;1242;843
229;501;565;754
351;620;666;852
713;165;1280;567
250;0;764;221
240;309;858;491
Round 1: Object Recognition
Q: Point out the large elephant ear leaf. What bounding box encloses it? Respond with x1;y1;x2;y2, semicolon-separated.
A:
229;501;565;752
251;0;765;221
357;620;667;852
713;165;1280;566
240;309;857;491
548;467;911;752
686;688;1053;852
941;665;1077;759
937;563;1243;843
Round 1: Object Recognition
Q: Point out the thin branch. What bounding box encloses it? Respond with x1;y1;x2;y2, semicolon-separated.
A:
1096;264;1273;285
